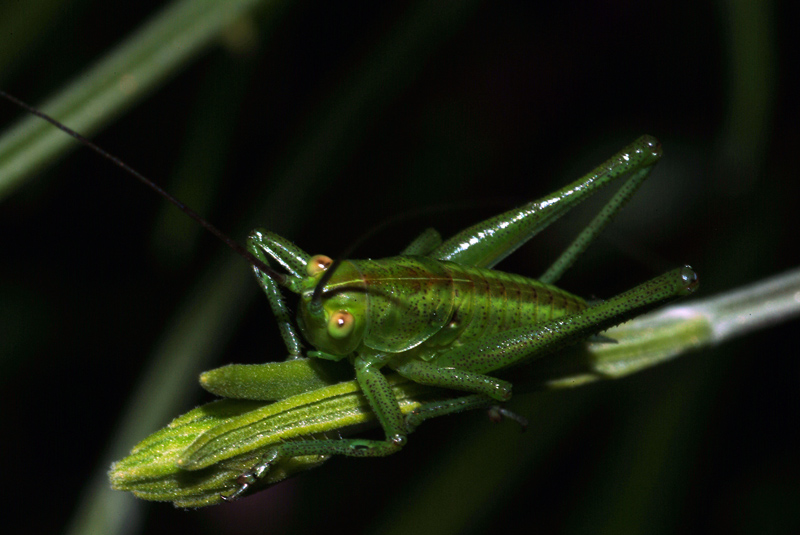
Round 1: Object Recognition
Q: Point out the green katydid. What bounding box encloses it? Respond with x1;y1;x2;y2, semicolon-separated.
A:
196;135;698;500
0;91;697;502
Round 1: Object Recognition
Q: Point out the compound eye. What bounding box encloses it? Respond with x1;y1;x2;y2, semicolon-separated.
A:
306;255;333;277
328;310;354;339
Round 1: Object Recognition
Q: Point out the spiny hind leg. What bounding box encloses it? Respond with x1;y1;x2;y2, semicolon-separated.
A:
430;136;662;269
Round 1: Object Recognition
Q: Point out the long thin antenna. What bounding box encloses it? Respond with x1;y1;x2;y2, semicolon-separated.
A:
0;90;287;287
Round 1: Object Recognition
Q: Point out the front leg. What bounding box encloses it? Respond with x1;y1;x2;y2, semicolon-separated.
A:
248;229;312;358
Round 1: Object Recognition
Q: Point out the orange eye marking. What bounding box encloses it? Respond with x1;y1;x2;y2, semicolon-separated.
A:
306;254;333;277
328;310;354;339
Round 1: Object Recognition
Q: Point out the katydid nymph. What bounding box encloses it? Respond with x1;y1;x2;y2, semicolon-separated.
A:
1;91;697;502
211;134;698;500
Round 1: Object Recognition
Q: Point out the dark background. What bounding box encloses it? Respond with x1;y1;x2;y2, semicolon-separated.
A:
1;1;798;534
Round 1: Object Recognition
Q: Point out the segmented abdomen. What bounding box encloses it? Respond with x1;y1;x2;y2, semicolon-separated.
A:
424;261;586;348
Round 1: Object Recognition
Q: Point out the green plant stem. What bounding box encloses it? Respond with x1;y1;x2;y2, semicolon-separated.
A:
528;267;800;388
